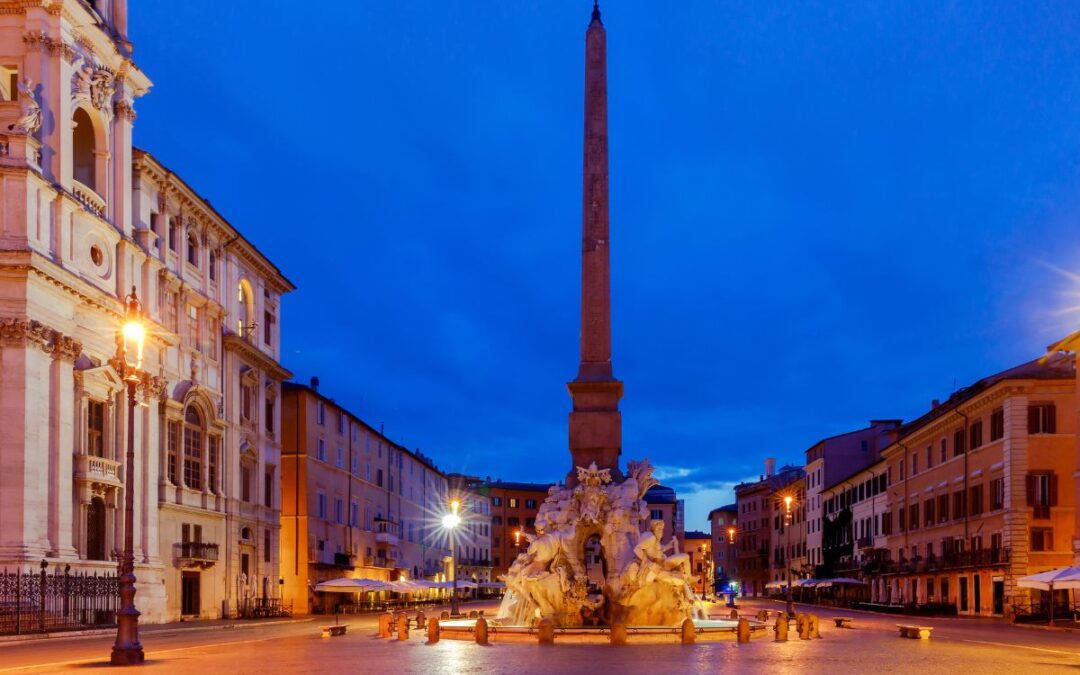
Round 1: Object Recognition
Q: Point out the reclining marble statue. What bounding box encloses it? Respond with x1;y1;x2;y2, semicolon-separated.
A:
497;459;703;627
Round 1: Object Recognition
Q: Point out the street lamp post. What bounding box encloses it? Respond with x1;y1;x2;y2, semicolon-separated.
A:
784;494;794;618
726;526;737;608
111;287;146;666
699;544;708;599
442;499;462;617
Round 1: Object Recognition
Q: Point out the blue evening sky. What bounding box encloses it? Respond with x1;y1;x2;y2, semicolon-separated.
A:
130;2;1080;530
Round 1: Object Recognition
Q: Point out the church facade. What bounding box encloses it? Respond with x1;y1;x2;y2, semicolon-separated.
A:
0;0;292;622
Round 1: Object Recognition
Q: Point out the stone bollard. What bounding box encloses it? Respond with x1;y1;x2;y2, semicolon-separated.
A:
810;614;821;639
737;618;751;644
681;618;696;645
757;610;768;622
469;610;479;619
416;611;426;631
396;612;410;641
478;609;485;617
441;611;450;621
729;609;739;620
377;612;394;638
774;613;788;642
475;617;489;645
427;617;440;644
610;622;627;646
797;614;810;640
538;618;555;645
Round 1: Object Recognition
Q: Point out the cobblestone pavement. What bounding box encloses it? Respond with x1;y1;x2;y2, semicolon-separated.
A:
1;599;1078;674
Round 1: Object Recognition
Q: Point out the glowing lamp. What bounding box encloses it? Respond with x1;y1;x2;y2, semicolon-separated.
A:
442;512;461;530
121;287;144;374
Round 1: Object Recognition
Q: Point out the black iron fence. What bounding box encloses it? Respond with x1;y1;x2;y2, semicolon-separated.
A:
0;563;118;635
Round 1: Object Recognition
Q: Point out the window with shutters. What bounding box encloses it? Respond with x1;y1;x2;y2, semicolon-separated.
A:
909;504;919;531
1030;527;1053;552
969;483;984;516
991;477;1004;510
1028;403;1056;434
938;494;950;523
953;491;966;520
990;408;1004;441
953;428;966;456
969;420;983;449
183;406;203;490
924;499;935;526
1027;472;1055;519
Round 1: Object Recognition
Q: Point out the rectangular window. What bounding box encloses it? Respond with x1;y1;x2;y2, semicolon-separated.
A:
167;420;180;484
924;499;935;526
241;383;253;422
350;502;359;527
183;427;202;490
938;493;949;523
969;483;984;516
898;507;906;532
241;464;252;502
507;516;520;526
525;499;536;509
508;498;519;508
87;400;105;457
1028;403;1056;434
263;311;273;346
990;408;1005;441
265;398;274;433
1030;527;1053;552
953;491;966;520
991;477;1004;510
208;435;219;493
376;468;383;487
940;438;947;464
317;401;325;426
926;445;933;469
317;493;327;520
492;516;502;525
335;498;344;524
1027;472;1056;519
316;439;326;462
351;454;359;475
953;428;966;457
909;504;919;531
969;420;983;449
264;529;271;563
168;220;177;251
911;453;918;475
336;447;344;469
338;412;345;435
264;467;273;508
186;304;199;350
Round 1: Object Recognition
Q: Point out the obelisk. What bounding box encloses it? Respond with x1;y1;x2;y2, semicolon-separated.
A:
567;1;623;485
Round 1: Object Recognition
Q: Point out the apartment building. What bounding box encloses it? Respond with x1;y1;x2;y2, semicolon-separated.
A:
462;479;551;579
768;475;808;586
684;531;712;596
280;381;450;613
870;355;1075;616
735;460;803;596
708;504;738;592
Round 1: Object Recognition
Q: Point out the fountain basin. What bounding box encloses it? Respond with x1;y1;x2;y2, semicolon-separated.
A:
436;618;767;644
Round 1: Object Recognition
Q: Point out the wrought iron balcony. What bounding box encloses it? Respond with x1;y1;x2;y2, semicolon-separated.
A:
174;542;219;568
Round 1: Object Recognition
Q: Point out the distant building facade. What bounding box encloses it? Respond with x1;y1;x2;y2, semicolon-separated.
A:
708;504;738;592
463;479;551;579
280;382;450;614
683;530;712;596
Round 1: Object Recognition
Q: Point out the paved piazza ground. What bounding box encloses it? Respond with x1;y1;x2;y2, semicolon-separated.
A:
1;599;1078;674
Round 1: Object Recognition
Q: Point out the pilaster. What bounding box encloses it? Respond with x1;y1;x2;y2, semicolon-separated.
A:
1002;394;1030;606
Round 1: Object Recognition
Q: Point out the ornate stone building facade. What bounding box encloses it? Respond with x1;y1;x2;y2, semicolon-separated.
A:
0;0;292;622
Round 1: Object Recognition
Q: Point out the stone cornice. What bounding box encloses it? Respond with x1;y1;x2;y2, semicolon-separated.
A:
0;316;82;361
134;150;294;295
222;333;292;381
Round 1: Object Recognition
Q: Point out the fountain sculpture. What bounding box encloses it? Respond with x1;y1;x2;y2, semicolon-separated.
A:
497;460;700;627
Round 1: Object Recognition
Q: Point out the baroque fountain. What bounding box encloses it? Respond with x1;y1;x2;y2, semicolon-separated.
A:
497;460;700;628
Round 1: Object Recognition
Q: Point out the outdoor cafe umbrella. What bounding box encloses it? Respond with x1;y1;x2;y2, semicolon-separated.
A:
314;578;391;593
1017;566;1080;625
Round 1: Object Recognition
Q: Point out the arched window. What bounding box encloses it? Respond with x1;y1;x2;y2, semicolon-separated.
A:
86;496;106;560
72;107;97;191
183;405;203;490
187;231;199;267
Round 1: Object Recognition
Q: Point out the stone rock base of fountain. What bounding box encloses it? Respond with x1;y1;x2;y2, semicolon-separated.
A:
434;618;768;644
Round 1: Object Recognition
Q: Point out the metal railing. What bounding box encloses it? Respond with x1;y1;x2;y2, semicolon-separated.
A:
174;542;219;562
0;563;118;635
871;548;1010;575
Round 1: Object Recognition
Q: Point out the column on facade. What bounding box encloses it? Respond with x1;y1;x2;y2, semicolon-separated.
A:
48;349;77;558
1002;395;1030;610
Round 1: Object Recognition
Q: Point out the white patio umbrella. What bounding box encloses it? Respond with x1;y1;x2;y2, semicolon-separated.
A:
314;577;391;593
1017;566;1080;625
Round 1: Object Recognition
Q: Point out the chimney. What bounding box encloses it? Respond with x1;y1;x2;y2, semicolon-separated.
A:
764;458;776;478
931;399;939;409
310;376;320;392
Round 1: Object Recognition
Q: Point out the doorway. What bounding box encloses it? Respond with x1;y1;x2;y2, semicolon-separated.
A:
992;577;1004;615
973;574;981;614
181;571;200;616
959;576;969;612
